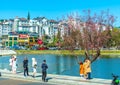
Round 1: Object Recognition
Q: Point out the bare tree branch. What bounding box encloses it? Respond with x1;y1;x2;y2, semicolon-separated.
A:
91;48;100;63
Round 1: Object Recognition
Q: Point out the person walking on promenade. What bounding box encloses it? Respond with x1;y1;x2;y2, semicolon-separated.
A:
41;60;48;82
32;58;37;78
23;57;29;78
12;56;17;74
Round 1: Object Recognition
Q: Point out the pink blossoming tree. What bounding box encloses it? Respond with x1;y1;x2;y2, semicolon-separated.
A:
62;10;115;63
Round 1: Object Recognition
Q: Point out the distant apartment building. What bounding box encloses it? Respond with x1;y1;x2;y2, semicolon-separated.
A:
13;17;38;33
12;17;59;39
0;16;69;47
33;17;59;40
0;24;2;38
0;20;13;36
0;17;60;38
2;22;9;36
0;24;2;46
0;19;13;46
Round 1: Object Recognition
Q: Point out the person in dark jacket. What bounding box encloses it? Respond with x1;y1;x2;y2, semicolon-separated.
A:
41;60;48;82
23;57;29;77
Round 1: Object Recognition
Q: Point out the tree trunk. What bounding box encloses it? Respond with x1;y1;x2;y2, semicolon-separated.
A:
91;48;100;63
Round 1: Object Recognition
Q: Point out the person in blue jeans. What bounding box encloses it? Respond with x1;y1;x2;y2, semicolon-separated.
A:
41;60;48;82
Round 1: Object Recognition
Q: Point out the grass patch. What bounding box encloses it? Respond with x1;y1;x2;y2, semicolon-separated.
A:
15;50;120;55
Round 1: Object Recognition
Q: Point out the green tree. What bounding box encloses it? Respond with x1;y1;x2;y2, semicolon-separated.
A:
110;28;120;49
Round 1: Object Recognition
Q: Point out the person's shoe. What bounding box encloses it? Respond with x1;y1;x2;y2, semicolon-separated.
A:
86;78;92;80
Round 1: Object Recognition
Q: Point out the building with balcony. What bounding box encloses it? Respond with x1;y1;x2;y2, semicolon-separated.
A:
13;17;39;33
0;15;62;48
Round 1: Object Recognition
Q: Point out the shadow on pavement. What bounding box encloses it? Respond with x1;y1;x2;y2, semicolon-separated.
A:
46;77;52;82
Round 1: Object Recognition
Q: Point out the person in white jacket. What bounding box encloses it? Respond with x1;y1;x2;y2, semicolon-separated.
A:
12;56;17;74
32;58;37;78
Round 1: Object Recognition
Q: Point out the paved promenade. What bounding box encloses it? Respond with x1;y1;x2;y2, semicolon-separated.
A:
0;69;112;85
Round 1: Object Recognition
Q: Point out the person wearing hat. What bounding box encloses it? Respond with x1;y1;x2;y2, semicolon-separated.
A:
41;60;48;82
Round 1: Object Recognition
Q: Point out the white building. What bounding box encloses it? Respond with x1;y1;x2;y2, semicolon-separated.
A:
0;17;61;44
2;21;10;36
34;17;59;40
0;24;2;38
13;17;39;33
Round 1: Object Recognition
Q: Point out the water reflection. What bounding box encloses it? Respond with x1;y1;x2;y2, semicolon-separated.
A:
0;54;120;79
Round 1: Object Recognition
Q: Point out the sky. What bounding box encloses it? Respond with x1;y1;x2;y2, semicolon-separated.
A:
0;0;120;26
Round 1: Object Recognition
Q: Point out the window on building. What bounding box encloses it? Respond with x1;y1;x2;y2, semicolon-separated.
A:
14;37;17;40
14;42;18;45
35;39;37;42
30;40;33;42
29;37;33;40
9;37;12;40
5;42;8;46
9;42;12;46
34;37;37;40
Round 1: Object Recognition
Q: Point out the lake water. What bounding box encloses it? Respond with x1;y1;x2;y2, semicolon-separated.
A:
0;54;120;79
